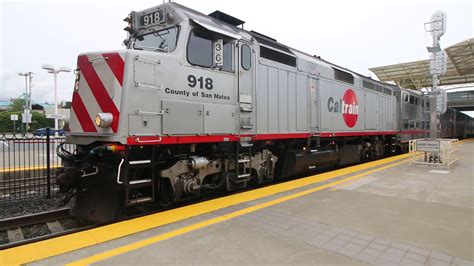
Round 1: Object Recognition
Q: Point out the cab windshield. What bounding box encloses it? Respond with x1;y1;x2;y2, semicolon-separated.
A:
133;26;179;52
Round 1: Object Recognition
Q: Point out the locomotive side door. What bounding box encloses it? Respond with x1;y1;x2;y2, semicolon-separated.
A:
310;77;319;132
237;41;255;134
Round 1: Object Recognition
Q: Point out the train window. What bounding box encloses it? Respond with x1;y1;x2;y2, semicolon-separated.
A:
422;121;425;129
260;46;296;67
241;45;251;70
415;97;419;105
375;85;383;92
187;29;213;67
363;80;374;90
222;41;234;71
403;93;409;103
134;26;179;52
409;95;415;104
333;68;354;84
403;119;409;129
426;121;430;129
383;87;392;96
409;120;416;129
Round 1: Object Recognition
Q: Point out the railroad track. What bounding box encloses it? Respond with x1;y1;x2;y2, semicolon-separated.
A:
0;208;95;250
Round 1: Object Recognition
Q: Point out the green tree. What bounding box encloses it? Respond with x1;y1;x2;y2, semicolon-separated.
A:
9;98;26;112
0;111;54;132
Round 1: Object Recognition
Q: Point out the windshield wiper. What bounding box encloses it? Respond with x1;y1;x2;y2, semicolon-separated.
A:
131;41;169;52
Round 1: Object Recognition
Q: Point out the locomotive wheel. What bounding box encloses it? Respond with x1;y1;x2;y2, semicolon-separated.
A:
225;172;247;191
157;178;174;207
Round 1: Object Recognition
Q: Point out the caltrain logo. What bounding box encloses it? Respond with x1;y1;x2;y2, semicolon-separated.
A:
327;89;359;128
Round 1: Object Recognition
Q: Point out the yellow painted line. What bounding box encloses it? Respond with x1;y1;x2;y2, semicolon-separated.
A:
0;165;60;174
457;138;473;144
68;158;409;266
0;153;409;265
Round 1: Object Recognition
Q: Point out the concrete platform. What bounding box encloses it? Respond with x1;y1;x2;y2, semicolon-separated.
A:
2;140;473;265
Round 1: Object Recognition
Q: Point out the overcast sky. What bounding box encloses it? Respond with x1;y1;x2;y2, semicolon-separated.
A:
0;0;472;105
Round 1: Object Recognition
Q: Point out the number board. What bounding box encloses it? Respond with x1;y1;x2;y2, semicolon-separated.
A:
139;10;165;27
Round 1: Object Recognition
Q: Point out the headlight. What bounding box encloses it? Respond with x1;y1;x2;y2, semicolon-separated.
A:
95;113;113;128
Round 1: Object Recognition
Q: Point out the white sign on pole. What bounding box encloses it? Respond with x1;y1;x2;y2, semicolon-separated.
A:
10;115;18;121
429;50;448;76
436;89;448;114
430;11;447;38
22;112;32;123
416;140;440;152
46;114;65;119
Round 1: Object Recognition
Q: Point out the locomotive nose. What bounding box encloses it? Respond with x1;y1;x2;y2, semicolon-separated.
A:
69;52;125;135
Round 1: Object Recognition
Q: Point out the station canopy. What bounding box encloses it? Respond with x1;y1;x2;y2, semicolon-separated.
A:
370;38;474;90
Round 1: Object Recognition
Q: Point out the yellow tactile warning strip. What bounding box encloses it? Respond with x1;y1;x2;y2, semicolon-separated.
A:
0;165;60;173
0;153;410;265
67;158;410;266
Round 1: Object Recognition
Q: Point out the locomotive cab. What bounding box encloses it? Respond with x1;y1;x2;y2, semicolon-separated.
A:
68;2;253;144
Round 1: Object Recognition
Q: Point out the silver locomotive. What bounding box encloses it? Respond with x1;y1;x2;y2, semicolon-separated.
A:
57;2;471;222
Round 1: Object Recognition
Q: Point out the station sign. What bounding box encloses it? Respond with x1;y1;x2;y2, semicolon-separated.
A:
46;114;65;119
416;140;440;152
10;114;18;121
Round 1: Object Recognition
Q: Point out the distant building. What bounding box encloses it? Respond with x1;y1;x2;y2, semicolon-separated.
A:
0;101;11;111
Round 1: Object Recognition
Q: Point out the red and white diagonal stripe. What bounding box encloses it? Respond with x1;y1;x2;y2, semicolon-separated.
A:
70;52;125;134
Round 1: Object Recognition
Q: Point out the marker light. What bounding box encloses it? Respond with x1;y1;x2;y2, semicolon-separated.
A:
95;113;113;128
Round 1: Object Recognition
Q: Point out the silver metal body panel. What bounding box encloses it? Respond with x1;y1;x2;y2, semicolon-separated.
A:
67;2;404;145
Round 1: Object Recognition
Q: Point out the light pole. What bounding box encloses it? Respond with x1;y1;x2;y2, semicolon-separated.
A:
425;11;447;140
18;72;33;131
42;64;71;136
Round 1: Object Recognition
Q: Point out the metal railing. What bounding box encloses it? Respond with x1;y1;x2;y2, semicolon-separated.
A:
0;129;74;201
409;138;459;169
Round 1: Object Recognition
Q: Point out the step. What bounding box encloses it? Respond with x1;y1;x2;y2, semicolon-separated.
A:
128;196;153;205
129;160;152;165
238;159;250;163
237;174;251;179
129;179;152;185
240;142;253;147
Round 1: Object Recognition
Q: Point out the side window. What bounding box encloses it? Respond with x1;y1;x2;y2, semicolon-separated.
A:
187;30;213;67
241;45;251;70
403;93;409;103
187;29;234;71
223;41;233;71
403;119;409;129
409;95;415;104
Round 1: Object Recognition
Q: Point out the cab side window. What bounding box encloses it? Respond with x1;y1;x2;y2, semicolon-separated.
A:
187;29;234;71
187;29;213;67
